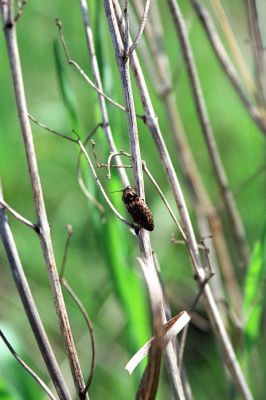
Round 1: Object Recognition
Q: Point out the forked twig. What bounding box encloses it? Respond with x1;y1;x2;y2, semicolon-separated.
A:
59;226;96;395
56;18;126;114
0;330;57;400
14;0;27;22
190;0;266;135
29;114;77;143
0;187;71;400
168;0;250;269
127;0;151;59
178;244;215;369
111;2;253;399
105;2;186;398
77;139;135;230
95;147;186;239
0;198;39;232
0;2;87;396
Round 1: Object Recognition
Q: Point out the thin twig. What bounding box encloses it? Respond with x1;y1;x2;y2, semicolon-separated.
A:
59;226;96;394
77;169;106;214
133;0;242;315
0;331;57;400
29;114;77;143
105;2;186;398
128;0;151;59
26;114;135;230
14;0;27;22
246;0;266;109
112;2;253;399
0;188;71;400
105;149;186;238
168;0;250;269
56;17;144;124
78;140;135;230
0;4;87;397
210;0;256;97
0;198;39;232
190;0;266;135
178;266;215;369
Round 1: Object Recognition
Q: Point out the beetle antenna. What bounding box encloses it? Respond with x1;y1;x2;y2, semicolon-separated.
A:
110;189;124;194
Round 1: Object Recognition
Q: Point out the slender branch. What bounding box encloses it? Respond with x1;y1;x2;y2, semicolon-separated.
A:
78;140;135;230
0;331;57;400
0;3;87;398
0;198;39;232
246;0;266;109
105;2;186;399
128;0;151;59
210;0;256;97
112;2;253;399
105;149;187;239
14;0;27;22
77;169;106;214
142;161;186;241
190;0;266;135
79;0;130;188
0;190;71;400
24;114;135;230
132;0;242;315
168;0;250;269
59;226;96;395
29;113;77;143
56;17;144;124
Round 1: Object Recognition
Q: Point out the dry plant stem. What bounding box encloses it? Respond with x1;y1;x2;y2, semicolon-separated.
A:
56;18;144;123
79;0;130;187
59;228;95;394
0;197;71;400
136;257;163;400
246;0;266;109
104;2;186;399
0;3;87;398
78;169;105;214
14;0;27;22
78;140;134;230
168;0;250;269
0;331;57;400
133;0;242;314
112;2;253;399
127;0;151;59
0;198;38;232
56;18;126;115
29;114;77;143
210;0;256;97
190;0;266;135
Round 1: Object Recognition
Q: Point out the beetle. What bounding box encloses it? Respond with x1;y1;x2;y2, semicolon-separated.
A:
122;186;154;232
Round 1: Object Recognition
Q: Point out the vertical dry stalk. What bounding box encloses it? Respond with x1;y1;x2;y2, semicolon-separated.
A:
104;1;186;398
134;0;242;314
210;0;255;96
0;191;71;400
79;0;130;188
246;0;266;109
168;0;250;269
190;0;266;135
0;2;87;398
112;1;253;398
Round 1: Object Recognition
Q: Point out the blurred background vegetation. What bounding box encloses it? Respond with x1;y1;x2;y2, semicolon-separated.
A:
0;0;265;399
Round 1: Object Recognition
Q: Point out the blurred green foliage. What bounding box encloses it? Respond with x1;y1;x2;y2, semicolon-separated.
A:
0;1;265;399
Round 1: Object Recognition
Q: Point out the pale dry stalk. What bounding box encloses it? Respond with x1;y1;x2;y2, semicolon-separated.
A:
104;1;186;398
0;2;87;398
112;1;253;398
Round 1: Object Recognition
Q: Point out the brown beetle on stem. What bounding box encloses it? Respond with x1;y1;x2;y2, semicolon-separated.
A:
122;186;154;232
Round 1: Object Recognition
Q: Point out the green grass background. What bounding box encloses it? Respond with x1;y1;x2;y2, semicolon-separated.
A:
0;1;265;399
